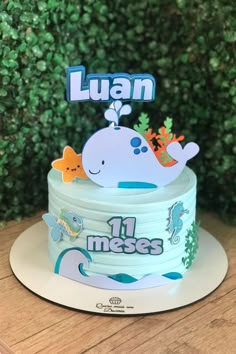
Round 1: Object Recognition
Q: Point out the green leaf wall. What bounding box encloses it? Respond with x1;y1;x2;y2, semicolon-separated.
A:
0;1;235;223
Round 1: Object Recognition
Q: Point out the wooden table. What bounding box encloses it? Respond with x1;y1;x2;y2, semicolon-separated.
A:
0;212;235;354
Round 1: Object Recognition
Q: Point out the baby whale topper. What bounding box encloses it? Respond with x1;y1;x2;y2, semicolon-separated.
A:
81;102;199;188
52;66;199;189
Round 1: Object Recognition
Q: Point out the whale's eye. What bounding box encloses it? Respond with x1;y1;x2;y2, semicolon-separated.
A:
66;167;69;170
102;160;105;165
73;217;77;222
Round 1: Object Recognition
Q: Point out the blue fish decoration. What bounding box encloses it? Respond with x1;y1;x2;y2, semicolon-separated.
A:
43;209;83;242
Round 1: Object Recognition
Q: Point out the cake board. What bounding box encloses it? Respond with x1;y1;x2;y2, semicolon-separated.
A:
9;221;228;315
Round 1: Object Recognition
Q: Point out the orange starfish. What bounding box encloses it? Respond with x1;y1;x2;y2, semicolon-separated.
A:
52;146;88;182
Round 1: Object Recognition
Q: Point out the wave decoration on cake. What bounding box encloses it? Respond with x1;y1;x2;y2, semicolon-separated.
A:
166;201;189;245
51;100;199;189
54;247;183;290
42;210;83;242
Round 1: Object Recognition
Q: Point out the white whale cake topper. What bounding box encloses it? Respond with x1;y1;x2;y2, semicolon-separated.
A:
81;100;199;188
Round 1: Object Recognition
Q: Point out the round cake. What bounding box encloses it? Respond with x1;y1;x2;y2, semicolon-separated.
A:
43;68;200;289
47;166;198;283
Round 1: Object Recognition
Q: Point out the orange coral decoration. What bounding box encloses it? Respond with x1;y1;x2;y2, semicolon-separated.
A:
52;146;88;182
145;125;185;167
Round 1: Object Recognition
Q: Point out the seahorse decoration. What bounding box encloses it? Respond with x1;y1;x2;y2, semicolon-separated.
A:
166;201;189;245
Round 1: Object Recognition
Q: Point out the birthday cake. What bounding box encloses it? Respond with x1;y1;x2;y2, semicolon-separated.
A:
43;66;200;290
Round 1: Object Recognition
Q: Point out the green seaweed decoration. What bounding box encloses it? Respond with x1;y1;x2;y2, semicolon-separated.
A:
159;117;173;138
133;113;150;137
139;116;185;166
182;222;200;269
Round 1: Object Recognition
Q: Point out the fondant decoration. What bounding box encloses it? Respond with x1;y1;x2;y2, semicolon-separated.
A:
134;115;185;167
66;65;156;102
133;112;150;137
52;146;88;182
108;216;136;238
182;222;200;269
87;234;163;255
55;247;183;290
43;210;83;242
87;216;163;255
104;100;131;125
145;117;185;167
82;101;199;188
166;201;189;245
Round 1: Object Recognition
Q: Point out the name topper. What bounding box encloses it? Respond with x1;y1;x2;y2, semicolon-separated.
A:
66;65;156;102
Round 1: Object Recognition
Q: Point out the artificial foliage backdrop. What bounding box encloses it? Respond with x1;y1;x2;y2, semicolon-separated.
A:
0;0;235;223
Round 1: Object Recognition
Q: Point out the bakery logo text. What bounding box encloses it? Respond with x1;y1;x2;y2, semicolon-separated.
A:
87;216;163;255
96;297;134;313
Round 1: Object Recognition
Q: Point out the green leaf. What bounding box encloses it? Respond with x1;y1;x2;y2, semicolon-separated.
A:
164;117;173;133
133;113;150;137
